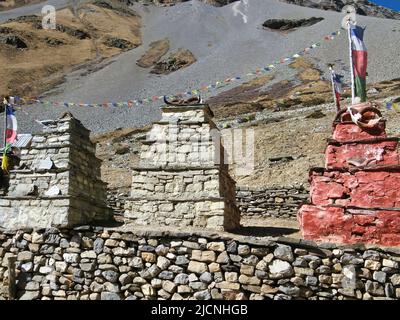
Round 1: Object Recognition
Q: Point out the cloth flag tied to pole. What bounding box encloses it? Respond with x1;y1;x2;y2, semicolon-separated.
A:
350;24;368;102
5;104;17;144
331;69;343;111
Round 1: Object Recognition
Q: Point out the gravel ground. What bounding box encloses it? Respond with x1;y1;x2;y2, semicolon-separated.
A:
13;0;400;134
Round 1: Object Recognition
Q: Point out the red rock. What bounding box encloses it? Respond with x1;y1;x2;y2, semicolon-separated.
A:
332;123;386;142
325;140;398;169
310;170;400;208
298;205;400;246
299;108;400;246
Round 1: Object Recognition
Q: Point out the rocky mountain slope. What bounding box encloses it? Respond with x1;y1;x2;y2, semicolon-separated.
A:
281;0;400;19
129;0;400;19
0;0;141;97
11;0;400;135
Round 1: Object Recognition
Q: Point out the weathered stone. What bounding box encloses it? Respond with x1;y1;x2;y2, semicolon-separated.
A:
225;272;238;283
240;265;255;276
216;251;230;264
207;242;225;252
318;275;332;285
365;280;384;296
102;270;119;283
175;255;190;265
373;271;387;284
172;274;188;286
162;280;177;293
39;266;54;274
10;184;36;197
101;292;121;300
177;285;192;294
385;283;395;298
274;245;294;262
141;252;156;263
97;253;112;265
147;265;161;278
155;244;169;256
129;257;143;269
269;260;294;279
187;261;208;274
199;272;213;284
279;284;300;297
226;241;237;254
194;290;211;300
189;281;208;291
256;260;268;271
238;245;251;256
25;282;40;291
63;253;80;264
80;262;96;272
243;255;259;266
341;254;364;265
159;271;175;280
263;253;274;263
93;238;104;254
364;260;381;271
305;276;318;286
239;275;261;286
168;265;183;273
17;251;33;262
21;262;33;272
293;257;308;267
157;256;171;270
383;259;399;269
390;274;400;286
104;239;119;247
81;250;96;259
216;281;240;290
261;284;279;294
19;291;40;300
363;250;381;261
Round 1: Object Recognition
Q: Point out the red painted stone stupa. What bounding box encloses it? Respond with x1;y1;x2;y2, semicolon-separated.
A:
298;102;400;246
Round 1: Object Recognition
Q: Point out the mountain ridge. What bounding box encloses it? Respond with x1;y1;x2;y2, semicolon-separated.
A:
127;0;400;19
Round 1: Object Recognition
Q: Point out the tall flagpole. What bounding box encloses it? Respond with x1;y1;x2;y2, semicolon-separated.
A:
3;98;7;150
347;21;356;105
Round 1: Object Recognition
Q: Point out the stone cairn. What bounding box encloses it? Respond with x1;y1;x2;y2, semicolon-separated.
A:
298;103;400;246
124;104;240;231
0;112;111;230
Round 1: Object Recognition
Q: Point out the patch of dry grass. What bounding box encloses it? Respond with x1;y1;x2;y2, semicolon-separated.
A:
0;0;43;11
0;2;141;97
136;39;169;68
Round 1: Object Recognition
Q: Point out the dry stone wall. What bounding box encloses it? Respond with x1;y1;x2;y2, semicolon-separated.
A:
1;227;400;300
107;185;309;219
237;186;309;220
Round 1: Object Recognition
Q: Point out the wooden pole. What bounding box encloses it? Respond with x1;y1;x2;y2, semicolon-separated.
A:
7;255;16;300
3;99;7;150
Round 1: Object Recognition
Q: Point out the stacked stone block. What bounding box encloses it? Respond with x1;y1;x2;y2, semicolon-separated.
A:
298;107;400;246
124;105;240;231
0;113;111;230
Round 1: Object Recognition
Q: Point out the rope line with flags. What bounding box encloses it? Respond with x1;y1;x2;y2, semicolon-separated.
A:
6;29;343;109
384;98;400;110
